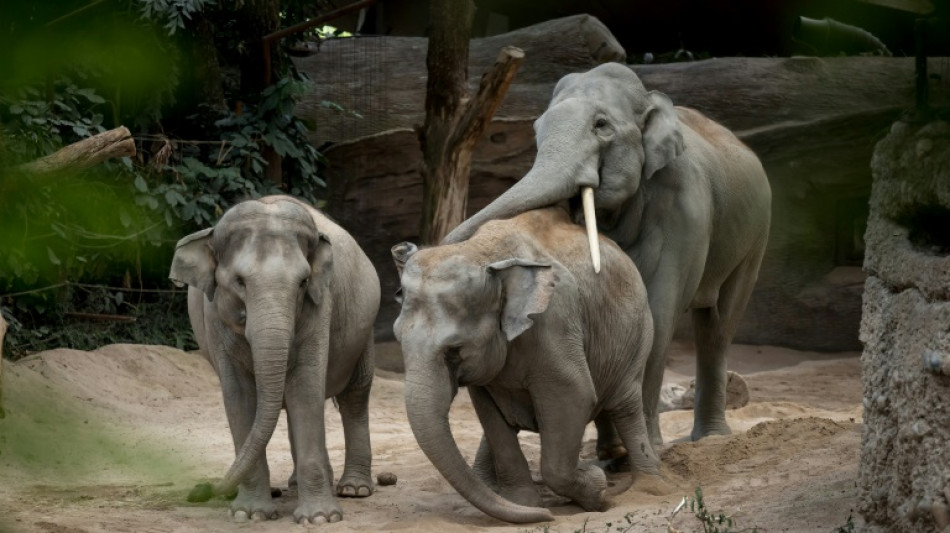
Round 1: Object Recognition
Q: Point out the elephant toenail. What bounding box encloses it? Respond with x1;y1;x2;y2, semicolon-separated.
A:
233;510;249;522
358;486;370;496
330;513;342;523
314;515;328;524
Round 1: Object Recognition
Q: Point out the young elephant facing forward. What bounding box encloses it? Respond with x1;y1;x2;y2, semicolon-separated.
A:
392;207;658;524
169;195;380;525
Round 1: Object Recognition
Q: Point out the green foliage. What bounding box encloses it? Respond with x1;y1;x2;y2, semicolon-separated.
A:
0;0;330;357
135;0;216;35
0;80;107;161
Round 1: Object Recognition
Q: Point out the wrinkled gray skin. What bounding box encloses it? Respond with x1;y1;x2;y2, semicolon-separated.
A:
169;195;380;525
393;207;657;524
444;62;772;447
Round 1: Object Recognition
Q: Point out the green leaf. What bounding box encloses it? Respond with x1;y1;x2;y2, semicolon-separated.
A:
134;175;148;192
75;88;106;104
47;247;61;266
164;190;179;206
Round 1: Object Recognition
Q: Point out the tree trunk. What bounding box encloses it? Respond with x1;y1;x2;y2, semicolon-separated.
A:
419;0;523;244
18;126;136;176
190;13;225;111
418;0;475;244
237;0;283;187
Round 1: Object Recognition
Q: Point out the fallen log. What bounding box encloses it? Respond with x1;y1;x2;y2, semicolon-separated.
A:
19;126;136;175
292;14;624;144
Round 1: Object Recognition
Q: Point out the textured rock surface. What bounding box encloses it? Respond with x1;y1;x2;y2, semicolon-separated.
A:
859;119;950;533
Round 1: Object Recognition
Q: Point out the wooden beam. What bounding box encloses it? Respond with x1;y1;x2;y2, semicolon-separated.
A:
854;0;934;14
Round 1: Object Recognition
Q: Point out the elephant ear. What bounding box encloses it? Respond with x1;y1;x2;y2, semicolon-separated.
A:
391;242;419;304
642;90;685;181
487;259;557;342
169;227;216;300
307;232;333;304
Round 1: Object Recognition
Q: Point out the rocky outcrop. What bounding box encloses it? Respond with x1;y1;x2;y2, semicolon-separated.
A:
859;119;950;533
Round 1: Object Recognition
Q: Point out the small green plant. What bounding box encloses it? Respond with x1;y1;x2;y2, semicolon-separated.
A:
667;487;757;533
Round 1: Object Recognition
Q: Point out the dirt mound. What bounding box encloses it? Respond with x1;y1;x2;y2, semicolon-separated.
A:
663;417;849;482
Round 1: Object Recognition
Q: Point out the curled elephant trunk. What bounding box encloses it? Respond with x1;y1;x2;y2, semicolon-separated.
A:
404;356;553;523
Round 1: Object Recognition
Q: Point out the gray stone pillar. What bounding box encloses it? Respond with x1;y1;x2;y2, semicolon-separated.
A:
859;119;950;532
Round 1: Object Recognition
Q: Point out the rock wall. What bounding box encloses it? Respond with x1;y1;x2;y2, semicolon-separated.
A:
859;119;950;532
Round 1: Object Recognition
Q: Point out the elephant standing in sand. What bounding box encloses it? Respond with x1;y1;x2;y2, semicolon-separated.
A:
169;195;380;525
392;207;657;524
444;62;771;447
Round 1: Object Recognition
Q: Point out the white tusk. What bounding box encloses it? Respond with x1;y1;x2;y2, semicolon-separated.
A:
582;186;601;274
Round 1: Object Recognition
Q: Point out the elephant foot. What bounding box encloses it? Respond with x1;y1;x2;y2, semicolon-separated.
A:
549;464;607;512
294;496;343;525
596;443;628;462
498;484;543;508
690;422;731;442
229;491;278;522
337;471;374;498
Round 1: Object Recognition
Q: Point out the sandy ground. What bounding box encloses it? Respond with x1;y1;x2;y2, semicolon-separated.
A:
0;340;864;533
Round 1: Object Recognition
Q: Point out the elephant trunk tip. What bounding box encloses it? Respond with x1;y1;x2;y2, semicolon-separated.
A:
186;480;239;503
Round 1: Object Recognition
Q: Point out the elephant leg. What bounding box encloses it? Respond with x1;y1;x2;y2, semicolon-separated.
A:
533;372;605;511
641;304;679;447
335;339;375;498
215;355;276;520
690;250;763;441
287;421;297;489
472;434;497;487
468;387;540;507
593;412;627;467
285;363;341;524
606;389;660;476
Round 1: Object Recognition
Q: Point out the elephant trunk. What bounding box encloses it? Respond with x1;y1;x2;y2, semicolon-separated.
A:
404;355;553;523
213;299;293;497
442;138;598;246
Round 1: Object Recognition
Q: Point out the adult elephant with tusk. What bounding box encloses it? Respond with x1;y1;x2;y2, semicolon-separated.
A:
443;62;772;447
169;195;380;525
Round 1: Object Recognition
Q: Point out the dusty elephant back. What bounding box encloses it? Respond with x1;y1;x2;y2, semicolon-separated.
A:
476;207;643;291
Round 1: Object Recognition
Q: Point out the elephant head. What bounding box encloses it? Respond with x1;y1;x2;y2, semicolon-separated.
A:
391;242;556;523
442;62;685;268
169;198;332;498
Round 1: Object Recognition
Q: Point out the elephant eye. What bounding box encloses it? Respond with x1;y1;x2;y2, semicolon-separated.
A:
300;276;310;289
445;346;462;365
235;276;245;288
594;117;608;129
